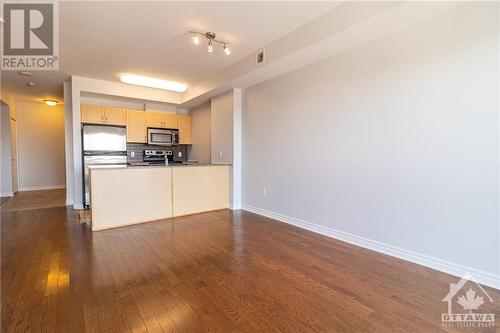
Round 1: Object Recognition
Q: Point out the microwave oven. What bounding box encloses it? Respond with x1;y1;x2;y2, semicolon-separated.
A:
147;128;180;146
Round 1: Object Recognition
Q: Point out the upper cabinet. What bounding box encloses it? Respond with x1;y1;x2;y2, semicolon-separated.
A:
147;111;178;129
81;104;126;126
146;111;163;128
177;115;192;144
126;110;146;143
82;105;193;145
81;104;103;124
103;107;126;126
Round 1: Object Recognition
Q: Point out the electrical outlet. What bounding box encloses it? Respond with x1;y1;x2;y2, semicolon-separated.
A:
219;150;223;158
262;188;267;196
131;151;135;157
178;151;182;157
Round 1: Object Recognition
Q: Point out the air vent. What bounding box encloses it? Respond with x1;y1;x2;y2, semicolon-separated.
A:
256;49;265;65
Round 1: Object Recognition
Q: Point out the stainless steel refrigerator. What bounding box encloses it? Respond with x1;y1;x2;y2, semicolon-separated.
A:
82;125;127;208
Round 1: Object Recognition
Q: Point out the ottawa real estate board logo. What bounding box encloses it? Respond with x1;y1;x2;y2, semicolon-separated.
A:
1;1;59;70
441;273;495;328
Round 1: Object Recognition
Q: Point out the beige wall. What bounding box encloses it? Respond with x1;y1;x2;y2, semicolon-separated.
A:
211;91;234;164
17;101;66;190
189;101;211;163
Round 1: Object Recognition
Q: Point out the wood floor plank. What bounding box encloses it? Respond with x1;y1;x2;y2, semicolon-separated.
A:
1;190;499;332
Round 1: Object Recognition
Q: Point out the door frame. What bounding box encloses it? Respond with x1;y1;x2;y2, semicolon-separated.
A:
10;117;19;194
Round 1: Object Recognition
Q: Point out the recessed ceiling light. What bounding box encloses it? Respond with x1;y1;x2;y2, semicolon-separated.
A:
120;74;188;93
19;71;32;76
43;100;58;106
27;82;35;87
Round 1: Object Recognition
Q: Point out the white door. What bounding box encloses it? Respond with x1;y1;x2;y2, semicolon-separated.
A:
10;118;18;193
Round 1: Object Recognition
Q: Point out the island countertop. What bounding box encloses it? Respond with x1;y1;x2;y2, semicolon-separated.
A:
88;163;232;170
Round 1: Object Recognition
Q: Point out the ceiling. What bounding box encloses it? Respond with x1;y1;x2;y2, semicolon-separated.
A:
2;1;338;103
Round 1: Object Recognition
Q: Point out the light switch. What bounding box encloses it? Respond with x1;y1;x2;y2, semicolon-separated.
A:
131;151;135;157
178;151;182;157
219;150;223;158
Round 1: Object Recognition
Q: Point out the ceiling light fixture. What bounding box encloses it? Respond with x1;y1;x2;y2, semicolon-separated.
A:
43;100;58;106
120;74;188;93
192;33;200;45
190;31;230;56
19;71;32;76
27;82;35;87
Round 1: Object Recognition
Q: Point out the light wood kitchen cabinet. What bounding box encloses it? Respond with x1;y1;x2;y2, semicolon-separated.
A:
163;114;178;129
177;115;192;144
81;104;104;124
146;111;163;128
146;111;178;129
126;110;146;143
81;104;126;125
103;107;126;126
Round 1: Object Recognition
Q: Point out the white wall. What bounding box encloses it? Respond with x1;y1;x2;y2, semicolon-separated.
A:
242;3;499;286
189;101;211;164
17;101;66;190
0;103;13;196
211;91;234;164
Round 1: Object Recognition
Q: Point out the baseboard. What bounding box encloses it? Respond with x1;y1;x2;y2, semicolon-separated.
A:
18;185;66;191
0;192;14;197
73;203;84;210
242;204;500;290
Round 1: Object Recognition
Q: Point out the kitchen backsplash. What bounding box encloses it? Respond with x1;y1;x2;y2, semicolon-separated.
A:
127;143;189;163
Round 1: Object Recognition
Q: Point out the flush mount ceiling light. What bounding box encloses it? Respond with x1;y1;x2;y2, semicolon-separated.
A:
190;31;230;55
43;100;58;106
120;74;188;93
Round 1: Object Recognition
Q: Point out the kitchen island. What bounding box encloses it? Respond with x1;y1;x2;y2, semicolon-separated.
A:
89;164;230;231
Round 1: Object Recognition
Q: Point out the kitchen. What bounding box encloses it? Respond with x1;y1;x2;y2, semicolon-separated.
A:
80;100;233;231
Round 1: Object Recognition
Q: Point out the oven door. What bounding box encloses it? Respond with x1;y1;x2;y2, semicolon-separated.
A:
148;128;174;146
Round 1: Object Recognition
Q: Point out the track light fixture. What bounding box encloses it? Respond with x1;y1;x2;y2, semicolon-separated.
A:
190;31;230;56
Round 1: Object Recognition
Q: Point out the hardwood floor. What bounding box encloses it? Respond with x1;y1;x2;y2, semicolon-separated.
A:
1;200;498;332
0;197;11;205
0;189;66;212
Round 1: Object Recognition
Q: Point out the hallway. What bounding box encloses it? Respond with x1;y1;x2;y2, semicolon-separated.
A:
0;189;66;212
